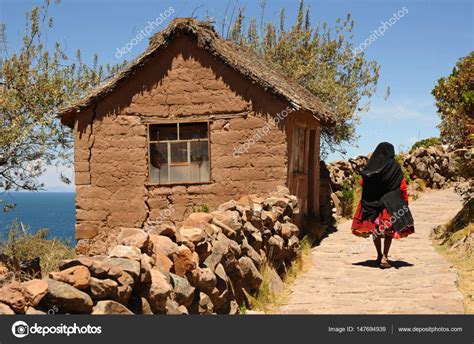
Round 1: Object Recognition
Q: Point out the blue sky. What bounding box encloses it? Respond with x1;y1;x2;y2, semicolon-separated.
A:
1;0;473;191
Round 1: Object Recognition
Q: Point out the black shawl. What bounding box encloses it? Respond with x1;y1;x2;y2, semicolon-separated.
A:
360;142;405;223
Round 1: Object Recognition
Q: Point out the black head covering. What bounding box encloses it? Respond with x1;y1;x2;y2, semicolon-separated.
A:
360;142;404;221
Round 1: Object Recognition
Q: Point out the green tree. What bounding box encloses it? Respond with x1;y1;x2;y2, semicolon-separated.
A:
0;1;124;207
432;52;474;148
226;0;380;156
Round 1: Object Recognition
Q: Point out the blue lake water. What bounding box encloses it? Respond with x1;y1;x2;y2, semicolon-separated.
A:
0;192;76;244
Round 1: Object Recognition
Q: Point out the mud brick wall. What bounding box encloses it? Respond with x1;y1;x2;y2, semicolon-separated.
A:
73;36;292;255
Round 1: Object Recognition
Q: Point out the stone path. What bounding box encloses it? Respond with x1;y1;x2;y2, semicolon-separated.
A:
279;188;466;314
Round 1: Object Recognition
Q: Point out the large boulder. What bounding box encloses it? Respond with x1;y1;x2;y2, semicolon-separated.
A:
41;279;93;314
150;234;178;259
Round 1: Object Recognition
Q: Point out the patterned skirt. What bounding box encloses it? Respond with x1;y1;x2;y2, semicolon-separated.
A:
351;201;415;239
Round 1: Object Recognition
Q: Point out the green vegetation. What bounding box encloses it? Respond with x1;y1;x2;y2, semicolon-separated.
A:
432;52;473;149
0;221;75;279
227;0;380;156
409;137;442;153
0;1;125;211
341;180;355;218
248;219;326;313
193;204;210;213
433;199;473;313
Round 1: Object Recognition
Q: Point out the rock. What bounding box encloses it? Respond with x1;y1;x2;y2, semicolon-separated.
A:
188;267;216;293
109;245;142;261
117;227;150;251
117;285;132;305
211;210;242;234
217;200;238;212
150;234;178;259
249;231;263;251
182;212;213;226
0;302;14;314
238;257;263;290
49;266;90;290
89;277;118;300
169;273;195;307
117;271;134;287
195;241;212;262
0;281;29;313
267;235;284;260
41;279;93;314
21;279;48;307
152;223;177;240
197;292;213;314
59;256;138;280
178;305;189;314
147;268;173;313
140;297;154;314
264;197;289;209
203;233;232;271
241;238;262;269
140;254;154;283
267;266;285;294
155;252;174;274
165;298;182;315
92;300;133;315
172;245;196;277
280;223;299;240
180;227;208;246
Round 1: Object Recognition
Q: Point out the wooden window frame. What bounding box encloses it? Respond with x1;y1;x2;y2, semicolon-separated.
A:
147;120;211;186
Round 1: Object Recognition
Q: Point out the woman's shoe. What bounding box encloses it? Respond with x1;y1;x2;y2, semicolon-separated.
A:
380;256;391;269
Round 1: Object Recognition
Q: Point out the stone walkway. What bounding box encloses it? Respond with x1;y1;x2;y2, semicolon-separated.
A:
279;188;466;314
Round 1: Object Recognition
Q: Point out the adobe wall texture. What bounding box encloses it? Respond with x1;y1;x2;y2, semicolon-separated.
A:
73;36;298;255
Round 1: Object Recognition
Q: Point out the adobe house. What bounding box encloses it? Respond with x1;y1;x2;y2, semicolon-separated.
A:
59;18;335;255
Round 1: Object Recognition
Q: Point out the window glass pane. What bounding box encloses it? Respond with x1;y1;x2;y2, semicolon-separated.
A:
190;141;210;182
150;143;168;183
150;124;177;141
170;142;188;164
170;165;190;183
180;122;208;140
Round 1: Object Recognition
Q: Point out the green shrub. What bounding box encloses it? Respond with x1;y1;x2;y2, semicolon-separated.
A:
193;204;210;213
409;137;442;153
0;220;75;278
341;180;355;218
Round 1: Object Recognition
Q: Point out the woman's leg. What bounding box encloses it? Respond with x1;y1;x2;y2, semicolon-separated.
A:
381;236;393;268
373;236;383;262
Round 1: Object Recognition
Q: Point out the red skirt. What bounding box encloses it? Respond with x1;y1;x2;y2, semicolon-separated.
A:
351;201;415;239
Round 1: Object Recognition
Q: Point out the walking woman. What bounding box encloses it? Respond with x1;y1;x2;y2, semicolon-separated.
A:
352;142;415;268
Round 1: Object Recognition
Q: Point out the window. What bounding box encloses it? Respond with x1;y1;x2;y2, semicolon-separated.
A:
292;126;306;173
149;122;210;184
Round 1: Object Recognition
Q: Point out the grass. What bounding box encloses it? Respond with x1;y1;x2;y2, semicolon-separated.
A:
0;220;75;282
247;219;325;313
432;201;473;313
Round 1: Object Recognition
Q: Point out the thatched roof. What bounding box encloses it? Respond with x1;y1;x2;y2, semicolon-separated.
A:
59;18;335;127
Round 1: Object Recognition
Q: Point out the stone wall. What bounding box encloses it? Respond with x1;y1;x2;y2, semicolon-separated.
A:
0;187;300;315
321;145;455;220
